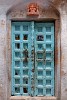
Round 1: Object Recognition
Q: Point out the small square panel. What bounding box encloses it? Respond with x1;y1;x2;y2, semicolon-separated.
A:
15;52;20;58
23;25;28;31
23;87;28;93
46;27;51;32
15;25;20;31
37;61;43;67
38;44;43;49
15;79;20;84
15;70;20;76
15;61;20;67
38;80;43;85
23;78;28;84
46;53;51;59
38;71;43;76
23;50;28;58
46;44;51;50
15;43;20;49
46;71;51;76
23;70;28;75
37;35;44;41
23;43;28;49
46;35;51;41
23;60;28;67
23;34;28;40
15;87;20;93
46;80;51;85
37;27;42;32
46;61;51;67
37;53;43;59
46;88;51;94
15;34;20;40
38;88;43;95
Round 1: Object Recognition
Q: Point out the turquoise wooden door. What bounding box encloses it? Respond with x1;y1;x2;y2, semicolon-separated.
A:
11;21;54;96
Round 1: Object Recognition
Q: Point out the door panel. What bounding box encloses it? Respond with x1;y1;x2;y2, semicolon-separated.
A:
34;23;54;96
12;22;32;96
11;21;54;96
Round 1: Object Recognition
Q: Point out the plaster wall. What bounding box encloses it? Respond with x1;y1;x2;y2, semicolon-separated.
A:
60;7;67;100
0;0;66;100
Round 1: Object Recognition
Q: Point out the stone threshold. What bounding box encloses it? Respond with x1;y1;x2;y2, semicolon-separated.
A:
10;96;57;100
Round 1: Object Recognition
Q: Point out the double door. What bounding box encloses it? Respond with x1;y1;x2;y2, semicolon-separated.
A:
12;21;54;96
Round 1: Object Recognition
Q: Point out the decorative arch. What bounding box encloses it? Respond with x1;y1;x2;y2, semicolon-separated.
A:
6;0;60;20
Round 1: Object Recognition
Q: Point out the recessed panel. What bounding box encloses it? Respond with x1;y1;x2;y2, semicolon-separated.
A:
15;43;20;49
23;43;28;49
23;70;28;75
46;44;51;50
15;87;20;93
38;88;43;95
37;27;42;32
46;27;51;32
23;25;28;31
15;79;20;84
15;52;21;58
15;52;20;58
23;78;28;84
37;35;44;41
37;53;43;59
46;35;51;41
46;61;51;67
46;53;51;59
15;61;20;67
38;80;43;85
46;89;51;95
46;71;51;76
46;80;51;85
15;25;20;31
38;44;43;49
23;34;28;40
37;61;43;67
15;70;20;76
15;34;20;40
23;87;28;93
38;71;43;76
23;61;28;67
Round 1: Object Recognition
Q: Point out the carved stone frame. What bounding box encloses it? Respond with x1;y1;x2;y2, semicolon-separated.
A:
6;5;61;99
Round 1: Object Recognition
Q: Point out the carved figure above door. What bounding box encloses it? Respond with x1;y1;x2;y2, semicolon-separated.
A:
27;3;39;16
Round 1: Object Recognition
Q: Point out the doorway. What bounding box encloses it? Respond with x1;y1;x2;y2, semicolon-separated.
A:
11;21;54;96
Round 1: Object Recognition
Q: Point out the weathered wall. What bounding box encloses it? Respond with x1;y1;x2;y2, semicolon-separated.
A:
0;0;66;100
0;14;7;100
60;3;67;100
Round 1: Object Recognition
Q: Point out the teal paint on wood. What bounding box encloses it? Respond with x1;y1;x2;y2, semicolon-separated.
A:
11;22;54;96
